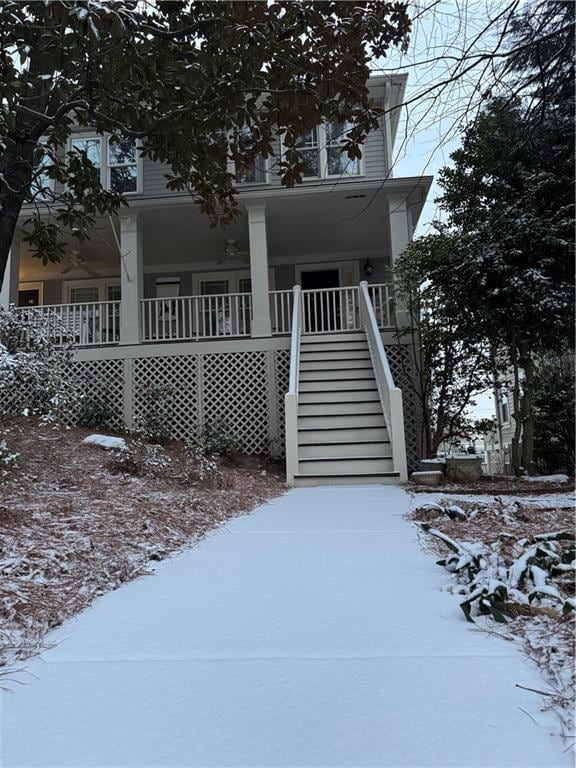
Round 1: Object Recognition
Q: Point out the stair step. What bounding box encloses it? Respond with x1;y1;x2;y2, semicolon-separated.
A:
298;425;388;443
298;456;394;475
299;340;368;354
299;368;375;385
293;473;399;487
300;350;371;362
299;379;377;392
299;390;380;404
301;333;366;344
298;413;386;429
300;357;374;375
298;401;382;417
299;441;391;458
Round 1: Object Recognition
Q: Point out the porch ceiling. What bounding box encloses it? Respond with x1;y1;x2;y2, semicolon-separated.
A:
18;181;426;281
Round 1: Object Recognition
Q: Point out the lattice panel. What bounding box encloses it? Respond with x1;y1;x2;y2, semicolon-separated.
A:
201;351;269;454
133;355;199;441
385;344;423;472
69;359;125;430
274;349;291;457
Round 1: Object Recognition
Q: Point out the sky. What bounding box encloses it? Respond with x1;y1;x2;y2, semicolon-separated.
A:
373;1;517;419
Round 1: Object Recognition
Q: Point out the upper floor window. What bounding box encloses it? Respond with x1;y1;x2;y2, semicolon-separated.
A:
291;120;362;179
30;153;55;200
231;126;267;185
71;135;140;194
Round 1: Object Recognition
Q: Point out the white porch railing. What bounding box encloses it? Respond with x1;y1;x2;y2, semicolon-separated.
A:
141;293;252;341
284;285;302;485
270;289;293;335
17;302;121;346
300;283;393;335
359;280;407;481
367;283;394;329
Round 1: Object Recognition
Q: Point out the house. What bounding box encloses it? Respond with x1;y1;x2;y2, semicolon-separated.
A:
0;74;432;486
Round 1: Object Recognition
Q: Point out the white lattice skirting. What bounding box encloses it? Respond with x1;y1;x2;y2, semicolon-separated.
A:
0;341;419;465
65;347;291;457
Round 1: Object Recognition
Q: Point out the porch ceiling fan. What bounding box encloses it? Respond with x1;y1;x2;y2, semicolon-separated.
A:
217;238;250;265
60;250;106;278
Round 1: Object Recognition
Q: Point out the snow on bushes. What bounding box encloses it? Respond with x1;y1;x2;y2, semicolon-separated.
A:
0;305;74;419
420;522;575;623
416;501;575;623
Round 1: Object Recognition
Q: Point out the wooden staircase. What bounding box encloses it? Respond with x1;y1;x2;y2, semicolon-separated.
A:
292;333;400;486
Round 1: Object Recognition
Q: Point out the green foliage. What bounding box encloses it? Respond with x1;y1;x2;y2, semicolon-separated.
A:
77;391;116;430
533;353;575;474
134;384;173;445
0;305;74;419
197;418;241;458
0;1;411;277
394;232;492;456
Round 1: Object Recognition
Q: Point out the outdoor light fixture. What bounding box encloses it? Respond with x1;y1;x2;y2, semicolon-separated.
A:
363;259;374;277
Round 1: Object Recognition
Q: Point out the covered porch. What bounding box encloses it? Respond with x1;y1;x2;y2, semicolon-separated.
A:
4;181;424;347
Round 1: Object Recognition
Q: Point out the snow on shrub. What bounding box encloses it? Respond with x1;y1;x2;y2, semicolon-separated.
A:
419;521;575;623
0;438;19;481
0;305;74;419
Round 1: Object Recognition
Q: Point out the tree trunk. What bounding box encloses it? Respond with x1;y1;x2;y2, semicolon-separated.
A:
510;342;523;476
0;146;32;291
519;345;536;474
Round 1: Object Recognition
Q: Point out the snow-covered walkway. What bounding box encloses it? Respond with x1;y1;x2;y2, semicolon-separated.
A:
0;486;568;767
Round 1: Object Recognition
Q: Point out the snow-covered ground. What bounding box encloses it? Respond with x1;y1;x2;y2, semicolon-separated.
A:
0;486;570;767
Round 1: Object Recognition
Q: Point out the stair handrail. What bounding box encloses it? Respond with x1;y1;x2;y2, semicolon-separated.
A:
285;285;302;484
359;281;408;481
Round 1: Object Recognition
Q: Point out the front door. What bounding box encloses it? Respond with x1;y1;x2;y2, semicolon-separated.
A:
301;269;340;332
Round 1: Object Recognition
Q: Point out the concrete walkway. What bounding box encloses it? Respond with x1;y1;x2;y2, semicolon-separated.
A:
0;487;567;767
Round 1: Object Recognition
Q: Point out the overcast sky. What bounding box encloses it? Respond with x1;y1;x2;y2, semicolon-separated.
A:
374;1;514;419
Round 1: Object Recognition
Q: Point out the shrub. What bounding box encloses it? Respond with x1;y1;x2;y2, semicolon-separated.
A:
77;391;116;429
198;418;240;458
134;383;173;444
110;439;171;476
0;305;74;419
0;438;19;482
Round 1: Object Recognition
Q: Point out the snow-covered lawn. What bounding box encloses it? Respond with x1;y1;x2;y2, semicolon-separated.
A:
0;418;284;670
0;486;571;767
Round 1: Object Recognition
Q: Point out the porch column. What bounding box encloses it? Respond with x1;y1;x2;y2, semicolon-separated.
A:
387;193;413;329
0;228;22;307
246;203;272;337
119;214;143;345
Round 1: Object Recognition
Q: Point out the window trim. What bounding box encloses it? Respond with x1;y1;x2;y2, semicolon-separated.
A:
18;281;44;305
280;122;364;182
226;128;270;187
192;269;275;296
69;133;143;195
62;278;121;304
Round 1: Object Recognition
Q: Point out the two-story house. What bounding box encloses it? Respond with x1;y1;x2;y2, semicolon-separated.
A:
1;74;432;486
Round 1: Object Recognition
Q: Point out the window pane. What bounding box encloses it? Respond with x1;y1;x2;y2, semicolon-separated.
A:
200;280;229;295
238;278;252;293
326;146;360;177
300;127;319;147
69;286;100;304
72;138;101;166
234;127;266;184
301;148;320;177
110;165;137;193
107;285;121;301
326;120;352;145
108;137;136;165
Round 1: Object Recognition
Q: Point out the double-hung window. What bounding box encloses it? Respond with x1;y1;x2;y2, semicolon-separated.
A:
290;120;362;179
70;135;140;193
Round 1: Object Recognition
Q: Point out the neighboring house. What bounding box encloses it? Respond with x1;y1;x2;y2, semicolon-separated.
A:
0;74;432;486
